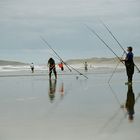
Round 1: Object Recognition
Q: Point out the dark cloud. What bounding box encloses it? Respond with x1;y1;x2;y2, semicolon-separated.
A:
0;0;140;63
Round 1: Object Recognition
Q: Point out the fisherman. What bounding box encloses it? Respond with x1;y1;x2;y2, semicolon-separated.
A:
58;62;64;71
48;57;57;79
30;62;34;73
84;61;88;71
121;46;134;85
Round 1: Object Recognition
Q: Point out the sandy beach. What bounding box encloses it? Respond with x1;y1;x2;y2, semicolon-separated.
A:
0;65;139;140
1;0;140;139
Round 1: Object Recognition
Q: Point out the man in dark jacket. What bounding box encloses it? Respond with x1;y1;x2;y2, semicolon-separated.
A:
48;58;57;79
122;46;134;85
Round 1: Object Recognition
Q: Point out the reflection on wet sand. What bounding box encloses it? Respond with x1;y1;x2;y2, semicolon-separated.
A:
0;72;140;140
125;84;135;121
48;80;65;103
98;84;138;134
48;79;57;102
59;82;64;98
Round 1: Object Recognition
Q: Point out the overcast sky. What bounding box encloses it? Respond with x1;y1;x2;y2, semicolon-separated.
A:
0;0;140;64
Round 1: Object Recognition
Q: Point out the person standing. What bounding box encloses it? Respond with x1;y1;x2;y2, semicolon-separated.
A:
58;62;64;71
30;63;34;73
121;46;134;85
48;58;57;79
84;61;88;71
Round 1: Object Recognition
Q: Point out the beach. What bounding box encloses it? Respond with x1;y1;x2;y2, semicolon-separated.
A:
1;0;140;139
0;64;139;140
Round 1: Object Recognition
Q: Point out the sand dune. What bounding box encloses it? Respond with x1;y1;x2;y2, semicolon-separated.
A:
66;57;140;65
0;57;140;66
0;60;27;66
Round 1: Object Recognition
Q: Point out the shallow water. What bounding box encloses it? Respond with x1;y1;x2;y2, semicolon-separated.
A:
0;70;139;140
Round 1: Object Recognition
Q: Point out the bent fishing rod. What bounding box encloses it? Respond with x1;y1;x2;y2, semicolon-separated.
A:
85;25;125;66
108;51;125;83
40;36;88;79
64;63;89;79
99;20;127;82
40;36;72;72
100;20;140;73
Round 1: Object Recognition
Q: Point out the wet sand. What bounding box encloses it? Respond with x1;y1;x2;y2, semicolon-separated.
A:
0;70;139;140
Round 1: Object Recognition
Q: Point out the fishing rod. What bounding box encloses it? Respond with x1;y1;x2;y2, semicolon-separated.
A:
40;36;88;79
108;51;125;83
64;63;88;79
85;25;125;66
100;20;140;73
100;20;125;53
40;36;72;72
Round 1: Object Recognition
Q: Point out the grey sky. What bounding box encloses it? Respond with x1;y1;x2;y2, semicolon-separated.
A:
0;0;140;64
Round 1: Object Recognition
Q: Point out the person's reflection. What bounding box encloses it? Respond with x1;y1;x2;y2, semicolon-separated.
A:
125;84;135;121
48;79;57;102
59;82;64;99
